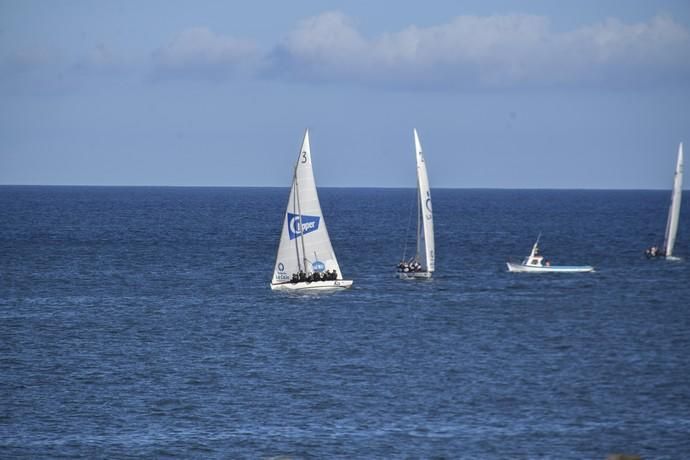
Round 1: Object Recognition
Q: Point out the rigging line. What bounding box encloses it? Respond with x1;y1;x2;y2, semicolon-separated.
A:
401;187;415;262
416;178;422;261
291;143;305;273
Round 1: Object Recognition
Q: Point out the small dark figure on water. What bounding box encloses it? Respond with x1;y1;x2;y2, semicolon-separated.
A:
645;245;665;258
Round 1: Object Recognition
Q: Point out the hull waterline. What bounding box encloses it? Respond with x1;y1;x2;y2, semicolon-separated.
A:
270;280;353;291
397;271;432;280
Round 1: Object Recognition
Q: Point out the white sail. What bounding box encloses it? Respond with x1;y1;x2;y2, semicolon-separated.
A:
414;129;435;272
663;142;684;257
272;129;343;285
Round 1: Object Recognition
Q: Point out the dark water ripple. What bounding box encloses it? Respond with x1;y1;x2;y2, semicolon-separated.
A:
1;186;689;459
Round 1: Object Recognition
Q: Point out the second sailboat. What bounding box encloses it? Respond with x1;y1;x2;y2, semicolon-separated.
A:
397;129;435;279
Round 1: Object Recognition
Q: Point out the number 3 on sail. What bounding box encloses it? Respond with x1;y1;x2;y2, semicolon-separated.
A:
270;129;354;291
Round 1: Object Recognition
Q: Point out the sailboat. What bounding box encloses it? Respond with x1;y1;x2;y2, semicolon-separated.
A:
507;234;594;273
396;129;435;279
270;129;353;291
646;142;684;260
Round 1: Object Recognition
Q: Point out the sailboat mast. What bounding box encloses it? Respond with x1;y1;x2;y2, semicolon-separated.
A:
291;169;303;273
416;181;422;261
293;165;310;272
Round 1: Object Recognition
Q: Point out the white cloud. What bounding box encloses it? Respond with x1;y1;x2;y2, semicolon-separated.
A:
71;44;130;76
152;27;260;80
269;11;690;89
9;13;686;89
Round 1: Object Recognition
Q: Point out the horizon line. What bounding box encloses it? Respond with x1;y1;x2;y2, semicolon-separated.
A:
0;183;681;192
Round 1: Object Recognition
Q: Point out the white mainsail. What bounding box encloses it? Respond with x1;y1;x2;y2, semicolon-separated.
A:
272;129;343;285
663;142;684;257
414;128;435;272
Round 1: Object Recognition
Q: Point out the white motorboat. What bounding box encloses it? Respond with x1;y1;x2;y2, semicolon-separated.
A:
397;129;435;280
270;130;353;291
507;235;594;273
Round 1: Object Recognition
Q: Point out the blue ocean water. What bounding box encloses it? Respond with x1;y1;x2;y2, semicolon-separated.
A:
1;186;689;459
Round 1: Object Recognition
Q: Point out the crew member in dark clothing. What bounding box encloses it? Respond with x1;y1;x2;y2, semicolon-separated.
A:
645;245;665;258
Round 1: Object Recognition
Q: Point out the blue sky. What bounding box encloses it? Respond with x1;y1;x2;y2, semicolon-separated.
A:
1;0;689;188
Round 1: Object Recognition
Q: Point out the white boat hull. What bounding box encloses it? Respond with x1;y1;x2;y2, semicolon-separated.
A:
506;262;593;273
397;271;432;279
270;280;353;291
646;253;683;261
